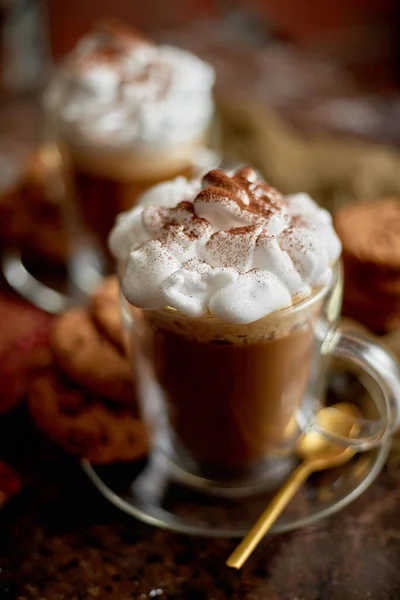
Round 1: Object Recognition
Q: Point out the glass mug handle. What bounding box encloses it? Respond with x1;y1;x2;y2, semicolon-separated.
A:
2;143;72;313
311;328;400;450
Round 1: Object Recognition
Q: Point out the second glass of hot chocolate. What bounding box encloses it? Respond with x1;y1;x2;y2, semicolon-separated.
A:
111;167;344;489
45;20;215;274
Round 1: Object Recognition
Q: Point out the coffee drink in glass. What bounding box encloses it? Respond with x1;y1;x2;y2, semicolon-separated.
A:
44;20;215;271
110;167;344;484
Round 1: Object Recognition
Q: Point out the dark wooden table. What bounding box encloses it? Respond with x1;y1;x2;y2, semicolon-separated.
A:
0;295;399;600
1;406;400;600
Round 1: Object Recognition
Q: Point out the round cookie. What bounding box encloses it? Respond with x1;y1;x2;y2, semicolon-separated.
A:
342;292;400;334
342;252;400;299
343;282;400;314
88;276;124;349
334;199;400;270
51;308;134;404
347;273;400;301
28;368;147;464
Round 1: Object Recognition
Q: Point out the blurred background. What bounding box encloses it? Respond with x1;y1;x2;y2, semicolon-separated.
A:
2;0;400;193
1;0;400;305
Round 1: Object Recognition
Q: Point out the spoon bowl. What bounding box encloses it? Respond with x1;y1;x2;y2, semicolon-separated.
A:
297;402;362;462
227;402;363;569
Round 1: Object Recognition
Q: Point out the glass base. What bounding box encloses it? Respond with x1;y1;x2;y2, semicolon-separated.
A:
82;441;389;538
155;448;297;499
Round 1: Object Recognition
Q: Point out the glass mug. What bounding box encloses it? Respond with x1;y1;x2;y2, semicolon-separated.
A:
2;137;220;314
1;140;83;314
63;112;222;298
124;263;400;495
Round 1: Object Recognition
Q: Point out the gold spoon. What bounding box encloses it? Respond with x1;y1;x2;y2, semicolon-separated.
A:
226;402;362;570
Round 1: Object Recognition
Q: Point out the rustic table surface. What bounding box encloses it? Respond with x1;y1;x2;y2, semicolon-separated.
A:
0;293;399;600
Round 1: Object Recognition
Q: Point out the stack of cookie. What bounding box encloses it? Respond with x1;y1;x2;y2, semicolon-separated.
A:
0;145;70;265
334;199;400;333
28;277;148;464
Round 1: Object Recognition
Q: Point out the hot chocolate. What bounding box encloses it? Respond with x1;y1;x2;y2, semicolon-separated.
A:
45;20;215;265
71;147;196;260
111;167;342;479
139;296;325;478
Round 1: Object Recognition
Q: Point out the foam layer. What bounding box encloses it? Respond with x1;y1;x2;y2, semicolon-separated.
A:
139;284;328;345
44;20;215;149
69;133;206;180
111;167;342;324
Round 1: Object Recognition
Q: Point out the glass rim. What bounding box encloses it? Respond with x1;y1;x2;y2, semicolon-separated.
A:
143;261;340;326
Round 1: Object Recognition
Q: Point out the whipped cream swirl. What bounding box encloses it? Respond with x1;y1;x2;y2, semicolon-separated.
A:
44;21;215;148
110;168;342;324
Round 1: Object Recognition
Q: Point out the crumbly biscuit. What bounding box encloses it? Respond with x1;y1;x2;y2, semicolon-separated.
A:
342;272;400;334
0;299;53;415
343;296;400;334
343;283;400;313
335;199;400;333
350;275;400;301
334;199;400;269
340;248;397;277
88;276;124;349
28;368;147;464
342;252;400;299
51;308;134;404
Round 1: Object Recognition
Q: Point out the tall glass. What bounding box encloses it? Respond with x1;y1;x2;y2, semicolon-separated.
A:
68;132;212;276
126;264;399;494
1;140;81;313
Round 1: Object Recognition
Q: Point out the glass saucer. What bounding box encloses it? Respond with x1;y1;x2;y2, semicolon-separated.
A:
82;439;390;538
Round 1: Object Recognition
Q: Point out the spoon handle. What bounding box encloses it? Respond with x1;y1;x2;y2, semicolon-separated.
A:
226;461;313;570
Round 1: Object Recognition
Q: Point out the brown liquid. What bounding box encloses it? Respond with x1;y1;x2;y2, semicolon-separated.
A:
142;304;322;478
73;164;194;260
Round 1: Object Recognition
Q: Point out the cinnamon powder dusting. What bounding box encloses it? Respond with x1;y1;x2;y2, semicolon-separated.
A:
201;168;286;217
72;19;154;73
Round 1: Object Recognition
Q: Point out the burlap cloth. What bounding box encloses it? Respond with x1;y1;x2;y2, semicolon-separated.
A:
218;97;400;211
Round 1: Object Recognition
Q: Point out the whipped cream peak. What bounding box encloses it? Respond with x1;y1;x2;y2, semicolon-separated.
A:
194;168;289;234
45;21;215;148
199;167;286;212
69;20;152;74
111;168;342;324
